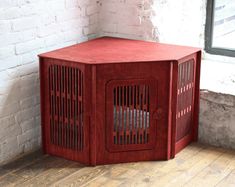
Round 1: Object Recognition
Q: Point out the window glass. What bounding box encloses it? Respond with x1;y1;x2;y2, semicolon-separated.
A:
212;0;235;50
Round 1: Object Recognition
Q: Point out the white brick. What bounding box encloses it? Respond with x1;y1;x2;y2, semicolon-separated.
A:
22;137;40;152
20;118;35;133
117;24;143;36
102;22;117;33
0;45;15;60
47;0;65;11
100;2;116;13
0;115;15;129
0;7;21;20
83;24;97;35
86;5;98;15
0;125;21;141
34;94;40;105
17;0;38;6
0;33;22;47
0;0;18;8
39;13;56;26
20;29;37;43
0;102;20;118
15;39;44;54
44;33;64;47
37;23;59;38
56;9;81;22
65;0;79;8
0;29;36;48
17;127;39;146
63;29;83;42
20;96;35;110
89;14;98;25
12;16;39;31
15;107;36;123
20;52;37;65
0;68;19;82
0;55;21;71
19;83;38;98
20;3;42;17
1;137;19;153
18;62;38;76
0;21;11;34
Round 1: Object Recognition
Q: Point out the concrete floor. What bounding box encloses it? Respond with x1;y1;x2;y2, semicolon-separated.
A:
0;143;235;187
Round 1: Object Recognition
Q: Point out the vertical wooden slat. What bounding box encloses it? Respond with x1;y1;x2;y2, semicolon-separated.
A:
114;87;117;144
71;68;74;149
69;67;72;149
80;72;84;150
141;85;144;144
131;85;134;144
78;68;81;150
126;86;129;144
121;86;124;145
62;66;65;148
137;85;140;144
118;86;121;144
49;67;53;144
135;85;138;144
144;85;147;143
52;66;56;145
58;65;61;147
55;65;58;146
147;85;150;142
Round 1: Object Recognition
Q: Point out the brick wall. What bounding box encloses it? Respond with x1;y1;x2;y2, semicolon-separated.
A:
99;0;206;46
0;0;99;164
99;0;157;41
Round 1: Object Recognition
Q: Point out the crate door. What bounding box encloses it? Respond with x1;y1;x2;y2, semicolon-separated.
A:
106;79;158;152
176;58;195;142
42;60;89;164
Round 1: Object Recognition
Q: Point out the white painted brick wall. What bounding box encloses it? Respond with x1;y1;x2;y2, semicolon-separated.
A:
99;0;155;40
99;0;206;46
0;0;100;164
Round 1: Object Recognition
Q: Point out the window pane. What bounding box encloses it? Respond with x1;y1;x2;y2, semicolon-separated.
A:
212;0;235;50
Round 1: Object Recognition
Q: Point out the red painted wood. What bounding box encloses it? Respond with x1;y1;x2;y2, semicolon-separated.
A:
39;37;201;165
39;37;200;64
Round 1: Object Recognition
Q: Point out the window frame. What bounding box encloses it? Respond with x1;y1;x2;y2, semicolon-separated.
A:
205;0;235;57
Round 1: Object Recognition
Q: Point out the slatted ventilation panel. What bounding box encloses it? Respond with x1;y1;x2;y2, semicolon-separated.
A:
176;59;195;141
48;64;84;151
113;84;150;145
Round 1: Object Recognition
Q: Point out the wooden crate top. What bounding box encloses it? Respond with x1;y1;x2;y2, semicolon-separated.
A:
39;37;201;64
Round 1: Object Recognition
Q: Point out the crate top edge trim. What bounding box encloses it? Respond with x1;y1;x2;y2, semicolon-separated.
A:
39;37;201;65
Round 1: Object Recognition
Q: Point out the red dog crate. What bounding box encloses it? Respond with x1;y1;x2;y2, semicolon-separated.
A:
39;37;201;166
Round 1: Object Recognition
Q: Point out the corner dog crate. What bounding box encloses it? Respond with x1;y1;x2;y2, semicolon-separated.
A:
39;37;201;166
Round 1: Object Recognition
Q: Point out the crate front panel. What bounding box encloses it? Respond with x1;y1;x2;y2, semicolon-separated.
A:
95;62;171;164
40;58;89;163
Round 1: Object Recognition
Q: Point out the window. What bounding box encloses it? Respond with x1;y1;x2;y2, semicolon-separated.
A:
205;0;235;57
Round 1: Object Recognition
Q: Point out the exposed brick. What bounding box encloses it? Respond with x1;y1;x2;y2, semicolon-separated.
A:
15;39;44;55
0;21;11;34
12;16;39;31
0;45;15;60
86;5;98;15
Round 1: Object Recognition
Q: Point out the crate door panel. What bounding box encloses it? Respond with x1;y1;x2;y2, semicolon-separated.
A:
176;59;195;141
106;79;157;152
45;61;88;162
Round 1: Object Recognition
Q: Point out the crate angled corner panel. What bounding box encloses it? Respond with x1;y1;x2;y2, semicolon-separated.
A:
39;37;201;166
